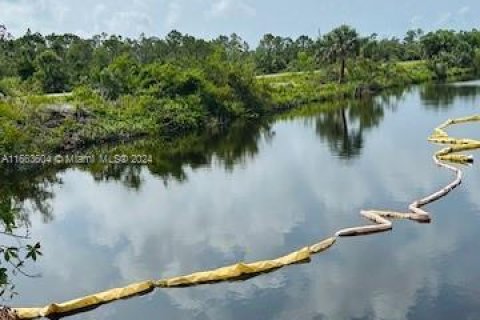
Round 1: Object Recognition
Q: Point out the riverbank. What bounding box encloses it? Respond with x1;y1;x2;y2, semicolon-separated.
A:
262;61;475;110
0;61;476;157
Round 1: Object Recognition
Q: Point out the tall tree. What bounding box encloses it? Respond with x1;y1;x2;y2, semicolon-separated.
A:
322;25;360;83
255;34;291;74
0;24;16;78
0;24;11;41
34;50;68;93
66;38;94;84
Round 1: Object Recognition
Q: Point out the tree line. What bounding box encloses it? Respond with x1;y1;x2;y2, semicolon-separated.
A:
1;24;480;95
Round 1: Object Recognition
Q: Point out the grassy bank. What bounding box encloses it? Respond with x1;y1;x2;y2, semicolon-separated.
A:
0;60;271;156
0;61;476;157
261;60;475;110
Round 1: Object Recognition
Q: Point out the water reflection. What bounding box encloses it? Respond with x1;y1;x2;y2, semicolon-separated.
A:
79;120;273;187
0;167;56;298
0;120;275;300
0;166;58;222
420;81;480;110
315;100;385;160
2;80;480;320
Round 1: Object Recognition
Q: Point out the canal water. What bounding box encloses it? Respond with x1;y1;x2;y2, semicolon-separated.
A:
5;81;480;320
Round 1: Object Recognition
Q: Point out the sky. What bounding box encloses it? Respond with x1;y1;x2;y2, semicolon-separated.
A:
0;0;478;44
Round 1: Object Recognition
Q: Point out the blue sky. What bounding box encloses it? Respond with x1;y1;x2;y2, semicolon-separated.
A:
0;0;478;44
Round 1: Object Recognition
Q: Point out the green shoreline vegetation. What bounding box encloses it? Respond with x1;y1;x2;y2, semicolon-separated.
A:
1;24;480;156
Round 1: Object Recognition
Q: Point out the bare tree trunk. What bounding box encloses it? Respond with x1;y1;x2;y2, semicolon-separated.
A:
339;58;346;83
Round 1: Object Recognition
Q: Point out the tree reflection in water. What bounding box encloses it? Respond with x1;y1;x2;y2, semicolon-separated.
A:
315;98;386;160
0;167;56;299
0;119;273;296
420;82;480;110
0;119;273;298
80;120;274;187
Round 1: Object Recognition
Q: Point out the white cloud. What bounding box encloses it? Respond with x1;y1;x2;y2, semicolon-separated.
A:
165;0;182;29
1;0;480;45
0;0;161;37
434;5;473;29
105;11;153;37
207;0;256;18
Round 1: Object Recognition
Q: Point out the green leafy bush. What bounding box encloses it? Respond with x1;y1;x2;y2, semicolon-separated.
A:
157;96;206;134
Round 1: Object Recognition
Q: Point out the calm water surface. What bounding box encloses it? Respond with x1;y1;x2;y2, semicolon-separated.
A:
6;81;480;320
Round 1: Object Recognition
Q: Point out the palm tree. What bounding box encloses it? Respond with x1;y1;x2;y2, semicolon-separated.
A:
322;25;360;83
